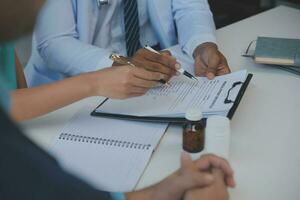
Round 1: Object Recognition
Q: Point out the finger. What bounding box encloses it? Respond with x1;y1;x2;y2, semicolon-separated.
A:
196;154;233;175
198;155;235;188
206;54;221;80
160;50;173;56
192;172;215;188
160;50;182;71
179;152;217;192
212;169;228;188
181;152;194;170
143;49;179;70
132;67;168;81
180;171;215;191
212;168;225;180
216;55;231;76
195;154;235;187
133;58;175;79
225;175;236;188
194;56;208;77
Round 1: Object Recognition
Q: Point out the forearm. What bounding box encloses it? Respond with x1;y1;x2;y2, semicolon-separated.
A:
173;0;217;56
125;172;183;200
11;73;95;121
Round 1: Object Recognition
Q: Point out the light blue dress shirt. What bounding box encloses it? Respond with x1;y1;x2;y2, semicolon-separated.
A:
25;0;158;86
25;0;216;87
93;0;158;57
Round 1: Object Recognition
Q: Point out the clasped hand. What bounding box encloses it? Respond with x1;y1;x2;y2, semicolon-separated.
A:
125;153;235;200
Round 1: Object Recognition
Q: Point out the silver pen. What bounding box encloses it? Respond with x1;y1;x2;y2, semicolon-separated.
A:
144;45;198;81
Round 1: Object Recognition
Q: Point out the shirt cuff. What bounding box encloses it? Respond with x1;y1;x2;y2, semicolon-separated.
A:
110;192;126;200
182;34;218;58
95;52;114;70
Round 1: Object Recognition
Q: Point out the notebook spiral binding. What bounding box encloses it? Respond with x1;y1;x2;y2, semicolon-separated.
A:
59;133;152;150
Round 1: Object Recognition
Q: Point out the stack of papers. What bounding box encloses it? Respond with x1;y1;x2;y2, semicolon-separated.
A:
94;70;248;118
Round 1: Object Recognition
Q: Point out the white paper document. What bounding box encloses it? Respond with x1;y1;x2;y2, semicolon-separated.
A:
50;110;168;192
95;70;248;118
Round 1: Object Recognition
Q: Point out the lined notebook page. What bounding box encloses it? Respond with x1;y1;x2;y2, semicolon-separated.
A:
50;110;168;192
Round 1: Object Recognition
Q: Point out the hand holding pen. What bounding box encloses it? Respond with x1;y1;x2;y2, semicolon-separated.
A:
111;48;182;83
110;54;168;85
98;57;168;99
144;45;198;81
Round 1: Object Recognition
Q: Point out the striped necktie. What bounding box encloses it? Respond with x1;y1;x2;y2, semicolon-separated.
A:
123;0;141;57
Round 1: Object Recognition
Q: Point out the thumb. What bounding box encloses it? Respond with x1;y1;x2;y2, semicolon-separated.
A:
160;50;172;56
179;152;215;191
194;56;208;77
180;152;194;170
180;171;215;191
206;53;221;79
193;172;215;188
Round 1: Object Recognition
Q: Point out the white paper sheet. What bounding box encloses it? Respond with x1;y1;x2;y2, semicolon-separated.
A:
96;70;248;118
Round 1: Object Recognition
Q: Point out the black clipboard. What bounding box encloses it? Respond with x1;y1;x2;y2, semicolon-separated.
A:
91;74;253;124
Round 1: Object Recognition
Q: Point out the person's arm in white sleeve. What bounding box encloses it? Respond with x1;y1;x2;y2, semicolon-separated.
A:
35;0;113;76
172;0;216;57
172;0;231;79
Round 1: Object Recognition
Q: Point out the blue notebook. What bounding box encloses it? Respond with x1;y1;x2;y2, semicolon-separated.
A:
254;37;300;67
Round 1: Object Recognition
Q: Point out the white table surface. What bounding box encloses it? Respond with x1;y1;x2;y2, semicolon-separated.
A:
21;6;300;200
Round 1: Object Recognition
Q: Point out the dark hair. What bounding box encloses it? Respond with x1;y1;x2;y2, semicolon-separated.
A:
0;0;45;42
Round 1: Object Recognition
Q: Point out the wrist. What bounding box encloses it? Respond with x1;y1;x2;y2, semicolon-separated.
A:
125;187;153;200
193;42;218;58
151;172;185;200
81;71;105;97
125;172;186;200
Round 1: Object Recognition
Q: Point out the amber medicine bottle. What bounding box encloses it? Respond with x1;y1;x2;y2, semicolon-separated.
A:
182;109;205;153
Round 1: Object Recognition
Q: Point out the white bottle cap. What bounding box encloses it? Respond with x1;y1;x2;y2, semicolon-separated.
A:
205;116;231;159
185;108;203;121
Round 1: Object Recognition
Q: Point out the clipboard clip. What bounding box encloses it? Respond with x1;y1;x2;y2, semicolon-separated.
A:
224;81;243;104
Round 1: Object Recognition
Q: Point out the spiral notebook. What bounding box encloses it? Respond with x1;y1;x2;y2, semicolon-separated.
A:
50;109;168;192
